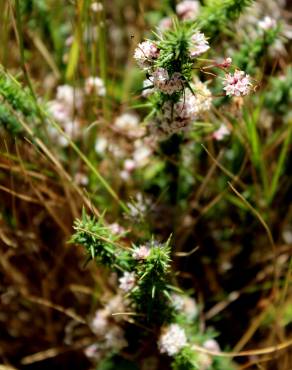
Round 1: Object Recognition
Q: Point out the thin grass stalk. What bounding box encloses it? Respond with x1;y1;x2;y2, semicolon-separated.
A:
268;124;292;204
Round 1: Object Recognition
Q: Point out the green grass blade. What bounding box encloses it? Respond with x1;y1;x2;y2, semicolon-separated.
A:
268;125;292;203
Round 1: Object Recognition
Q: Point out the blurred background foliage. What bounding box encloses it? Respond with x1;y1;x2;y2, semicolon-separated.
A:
0;0;291;369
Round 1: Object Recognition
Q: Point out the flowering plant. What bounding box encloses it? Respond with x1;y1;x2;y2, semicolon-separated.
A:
72;210;234;369
134;19;253;140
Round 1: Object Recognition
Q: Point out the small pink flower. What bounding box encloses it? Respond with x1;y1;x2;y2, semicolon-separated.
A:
132;245;150;260
152;68;169;89
158;17;172;31
190;32;209;57
213;124;230;141
65;35;74;47
124;159;136;172
219;57;232;69
56;85;82;109
48;100;70;123
91;2;103;12
119;272;136;292
158;324;187;356
134;41;159;70
197;353;212;370
84;344;100;360
91;309;108;335
85;76;106;96
223;70;252;96
176;1;200;21
133;143;152;167
104;325;128;350
258;16;277;31
108;223;125;235
74;172;89;186
203;339;221;352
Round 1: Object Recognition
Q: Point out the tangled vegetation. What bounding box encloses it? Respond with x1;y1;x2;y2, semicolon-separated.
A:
0;1;291;370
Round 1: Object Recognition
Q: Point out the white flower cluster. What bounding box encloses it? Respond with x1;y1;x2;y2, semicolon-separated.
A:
90;295;126;334
190;32;210;57
85;295;128;361
91;308;108;335
85;76;106;96
133;30;211;138
108;222;125;235
176;1;200;21
47;75;105;147
195;339;221;370
192;81;213;112
150;82;212;137
159;0;200;30
132;245;150;260
135;31;209;98
90;2;103;13
223;70;252;96
171;294;198;320
213;124;230;141
85;325;127;360
93;112;152;181
47;84;82;147
120;139;152;180
158;324;187;356
152;68;184;95
74;172;89;186
115;112;139;130
134;40;160;70
56;84;83;108
119;271;136;292
84;344;101;361
203;339;220;352
258;16;277;31
126;193;152;220
114;112;145;138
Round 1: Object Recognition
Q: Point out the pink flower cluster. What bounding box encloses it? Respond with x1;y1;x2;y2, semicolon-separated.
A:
134;31;209;97
258;16;277;31
134;40;160;70
213;124;230;141
152;68;184;95
132;245;150;260
85;295;128;362
159;0;200;29
223;70;252;97
85;76;106;96
158;324;187;356
176;1;200;21
47;85;82;147
150;82;212;137
119;271;136;292
190;32;210;57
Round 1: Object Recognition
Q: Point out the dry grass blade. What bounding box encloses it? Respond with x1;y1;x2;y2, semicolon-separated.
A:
20;338;93;365
191;337;292;358
0;184;41;204
201;144;246;188
7;106;100;218
25;295;86;324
